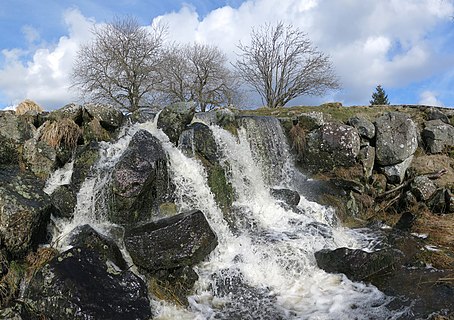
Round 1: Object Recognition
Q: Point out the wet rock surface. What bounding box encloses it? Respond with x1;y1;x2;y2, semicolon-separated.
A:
24;247;152;320
157;102;195;145
124;210;218;272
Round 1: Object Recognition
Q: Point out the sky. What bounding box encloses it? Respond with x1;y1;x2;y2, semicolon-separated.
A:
1;0;454;110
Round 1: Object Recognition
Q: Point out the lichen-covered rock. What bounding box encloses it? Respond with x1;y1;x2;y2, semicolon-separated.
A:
124;210;218;272
427;188;452;214
193;108;236;127
84;103;125;130
48;103;83;123
0;111;36;166
304;122;360;171
67;224;127;271
157;102;195;145
110;130;172;225
23;138;57;179
297;111;326;131
50;185;76;218
347;116;375;139
375;112;417;166
129;107;156;124
24;247;152;320
381;155;414;184
411;176;437;201
421;119;454;154
426;108;450;124
0;168;51;256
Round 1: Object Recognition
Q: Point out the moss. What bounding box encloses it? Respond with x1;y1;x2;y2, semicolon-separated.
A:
0;261;25;308
207;164;234;213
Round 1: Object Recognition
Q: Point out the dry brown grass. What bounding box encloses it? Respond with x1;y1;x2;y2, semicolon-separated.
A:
289;124;306;156
25;247;58;282
15;99;44;115
41;119;81;149
0;261;24;308
148;277;187;306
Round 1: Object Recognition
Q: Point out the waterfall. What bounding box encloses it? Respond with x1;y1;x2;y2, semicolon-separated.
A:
45;115;400;319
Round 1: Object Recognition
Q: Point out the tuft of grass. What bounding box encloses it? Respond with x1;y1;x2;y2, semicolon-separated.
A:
148;277;187;306
15;99;44;115
40;118;81;149
25;247;58;282
289;124;306;156
0;261;24;308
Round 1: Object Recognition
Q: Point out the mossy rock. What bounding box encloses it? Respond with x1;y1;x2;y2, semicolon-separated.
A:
207;164;234;213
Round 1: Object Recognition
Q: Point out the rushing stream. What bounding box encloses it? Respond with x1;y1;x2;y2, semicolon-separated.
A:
45;115;404;319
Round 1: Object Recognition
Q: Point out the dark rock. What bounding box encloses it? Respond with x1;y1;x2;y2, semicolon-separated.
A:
304;122;360;171
67;224;127;271
347;115;375;139
81;118;112;143
179;122;219;164
157;102;195;145
410;175;437;201
0;168;52;257
50;185;76;218
394;212;416;231
315;247;404;282
421;119;454;154
84;103;125;130
270;188;300;207
375;112;418;166
427;188;451;214
110;130;172;225
380;155;413;184
71;142;100;193
24;247;152;320
427;108;450;124
193;108;236;127
124;210;217;272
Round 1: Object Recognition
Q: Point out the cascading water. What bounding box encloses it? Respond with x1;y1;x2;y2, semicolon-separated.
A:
44;114;403;319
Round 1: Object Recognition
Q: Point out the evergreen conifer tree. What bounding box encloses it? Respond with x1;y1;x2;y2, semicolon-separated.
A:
370;85;390;105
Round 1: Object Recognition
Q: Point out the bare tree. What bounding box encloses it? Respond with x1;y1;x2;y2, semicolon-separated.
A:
235;22;339;108
72;17;165;112
159;43;240;112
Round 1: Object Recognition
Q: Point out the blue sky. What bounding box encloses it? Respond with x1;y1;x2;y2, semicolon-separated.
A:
1;0;454;110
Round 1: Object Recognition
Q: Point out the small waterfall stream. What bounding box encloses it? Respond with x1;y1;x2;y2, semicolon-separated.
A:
44;115;400;319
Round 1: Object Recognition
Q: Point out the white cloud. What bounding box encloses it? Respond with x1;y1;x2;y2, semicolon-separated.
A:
1;0;454;109
0;8;93;110
419;90;444;106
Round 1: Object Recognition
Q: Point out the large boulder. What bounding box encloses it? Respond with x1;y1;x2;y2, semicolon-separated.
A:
381;155;413;184
48;103;83;123
347;115;375;140
297;111;327;131
24;247;152;320
110;130;172;225
83;103;125;130
157;102;195;145
70;142;100;193
50;185;77;218
67;224;127;271
22;136;57;179
421;119;454;154
315;247;404;282
0;168;52;256
304;122;361;171
0;111;36;166
124;210;218;272
374;112;418;166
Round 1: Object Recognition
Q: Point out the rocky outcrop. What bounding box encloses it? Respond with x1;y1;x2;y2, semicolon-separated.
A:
157;102;195;145
84;103;125;131
347;115;375;140
374;112;418;166
0;168;51;257
304;122;360;171
110;130;172;225
124;210;217;272
24;247;152;320
421;119;454;154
